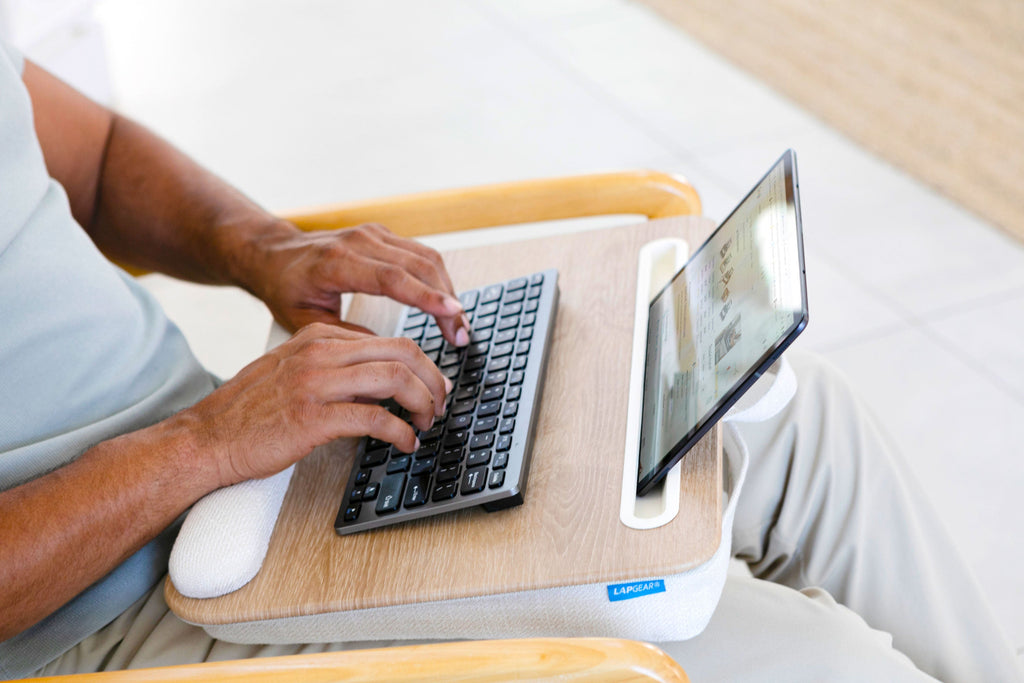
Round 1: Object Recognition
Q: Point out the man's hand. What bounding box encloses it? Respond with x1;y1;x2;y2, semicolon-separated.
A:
177;323;451;488
234;221;471;346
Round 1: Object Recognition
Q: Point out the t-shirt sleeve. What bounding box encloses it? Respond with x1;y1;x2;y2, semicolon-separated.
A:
1;36;25;75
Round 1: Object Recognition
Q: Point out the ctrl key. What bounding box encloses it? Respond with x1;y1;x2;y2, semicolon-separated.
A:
375;473;406;515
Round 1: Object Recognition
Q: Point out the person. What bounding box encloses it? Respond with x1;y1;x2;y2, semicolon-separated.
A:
0;40;1020;683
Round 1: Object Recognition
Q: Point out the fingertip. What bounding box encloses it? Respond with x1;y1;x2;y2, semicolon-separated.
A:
455;327;470;347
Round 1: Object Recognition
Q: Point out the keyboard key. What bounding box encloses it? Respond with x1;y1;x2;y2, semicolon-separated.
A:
529;272;544;286
442;364;461;380
494;328;517;345
512;356;528;371
477;302;500;317
464;355;487;372
424;324;443;340
492;451;509;469
355;469;371;486
402;327;424;341
460;368;484;385
404;310;428;327
497;435;512;451
439;352;462;368
522;313;537;326
459;290;479;311
488;470;506;489
437;464;461;483
470;328;492;343
509;370;525;385
469;432;495;451
503;402;519;418
484;371;507;387
387;456;411;474
343;504;361;522
446;414;473;431
451;399;476;416
473;416;498;433
524;299;539;313
466;342;490;358
516;341;531;355
481;385;504;402
467;449;491;467
477;401;501;418
507;277;528;291
461;466;488;495
528;285;542;299
499;303;522;318
519;327;534;341
443;430;470;448
432;480;458;501
418;424;444;443
350;486;365;502
454;385;478;401
421;337;443;353
491;342;514;357
411;457;435;476
480;284;503;304
403;475;430;508
474;315;497;330
375;474;405;515
507;385;523;402
440;448;464;467
500;418;516;434
497;317;518;332
503;289;525;304
487;357;511;372
360;448;389;468
363;482;380;500
414;442;440;461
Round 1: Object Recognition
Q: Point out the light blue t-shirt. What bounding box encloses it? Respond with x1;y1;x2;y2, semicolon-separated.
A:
0;41;218;677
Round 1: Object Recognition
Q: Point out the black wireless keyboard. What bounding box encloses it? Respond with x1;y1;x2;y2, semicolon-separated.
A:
334;269;559;535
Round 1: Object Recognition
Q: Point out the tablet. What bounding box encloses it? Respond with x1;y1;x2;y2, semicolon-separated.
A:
637;150;808;496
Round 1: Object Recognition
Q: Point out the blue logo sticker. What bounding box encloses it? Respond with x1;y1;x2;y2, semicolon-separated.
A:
606;579;666;602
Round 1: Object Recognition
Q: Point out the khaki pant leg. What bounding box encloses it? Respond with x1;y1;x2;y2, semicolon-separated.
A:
729;350;1022;682
657;574;940;683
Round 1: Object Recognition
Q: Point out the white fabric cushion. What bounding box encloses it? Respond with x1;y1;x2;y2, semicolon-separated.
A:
169;359;794;642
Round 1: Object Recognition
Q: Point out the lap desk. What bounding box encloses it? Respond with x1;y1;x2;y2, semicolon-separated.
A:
166;217;723;641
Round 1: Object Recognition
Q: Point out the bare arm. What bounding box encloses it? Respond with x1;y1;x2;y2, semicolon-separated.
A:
23;61;471;342
0;325;450;640
2;65;462;640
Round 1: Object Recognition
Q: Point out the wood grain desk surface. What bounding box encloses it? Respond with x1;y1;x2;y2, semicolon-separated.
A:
168;216;722;626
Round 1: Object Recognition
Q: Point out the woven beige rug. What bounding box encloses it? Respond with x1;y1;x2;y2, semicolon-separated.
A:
637;0;1024;240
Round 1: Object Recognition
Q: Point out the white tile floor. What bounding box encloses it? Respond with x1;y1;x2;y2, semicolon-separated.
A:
88;0;1024;655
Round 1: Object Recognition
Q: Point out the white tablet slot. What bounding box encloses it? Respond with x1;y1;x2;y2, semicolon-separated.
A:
619;238;689;530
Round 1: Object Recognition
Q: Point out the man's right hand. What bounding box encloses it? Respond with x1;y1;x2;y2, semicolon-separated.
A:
177;323;450;489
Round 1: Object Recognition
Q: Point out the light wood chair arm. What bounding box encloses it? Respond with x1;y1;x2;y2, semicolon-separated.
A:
281;170;701;238
118;171;699;276
24;638;688;683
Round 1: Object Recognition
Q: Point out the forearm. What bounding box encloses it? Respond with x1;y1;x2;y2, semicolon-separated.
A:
91;114;297;288
0;415;215;641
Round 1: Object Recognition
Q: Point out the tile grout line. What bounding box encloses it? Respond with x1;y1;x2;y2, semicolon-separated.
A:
469;0;1024;409
815;248;1024;406
465;0;757;194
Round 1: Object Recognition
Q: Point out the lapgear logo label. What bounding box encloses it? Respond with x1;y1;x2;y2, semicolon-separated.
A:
606;579;666;602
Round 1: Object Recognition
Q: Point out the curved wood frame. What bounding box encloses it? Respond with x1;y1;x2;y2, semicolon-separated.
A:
24;638;688;682
282;171;701;238
85;172;701;680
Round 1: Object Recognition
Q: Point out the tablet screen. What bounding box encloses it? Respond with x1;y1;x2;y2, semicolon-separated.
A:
637;150;807;495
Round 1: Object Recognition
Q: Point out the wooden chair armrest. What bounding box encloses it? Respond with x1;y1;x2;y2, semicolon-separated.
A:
117;171;699;276
281;170;701;238
24;638;688;682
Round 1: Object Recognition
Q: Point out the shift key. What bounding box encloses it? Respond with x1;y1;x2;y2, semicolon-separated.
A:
375;473;406;515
